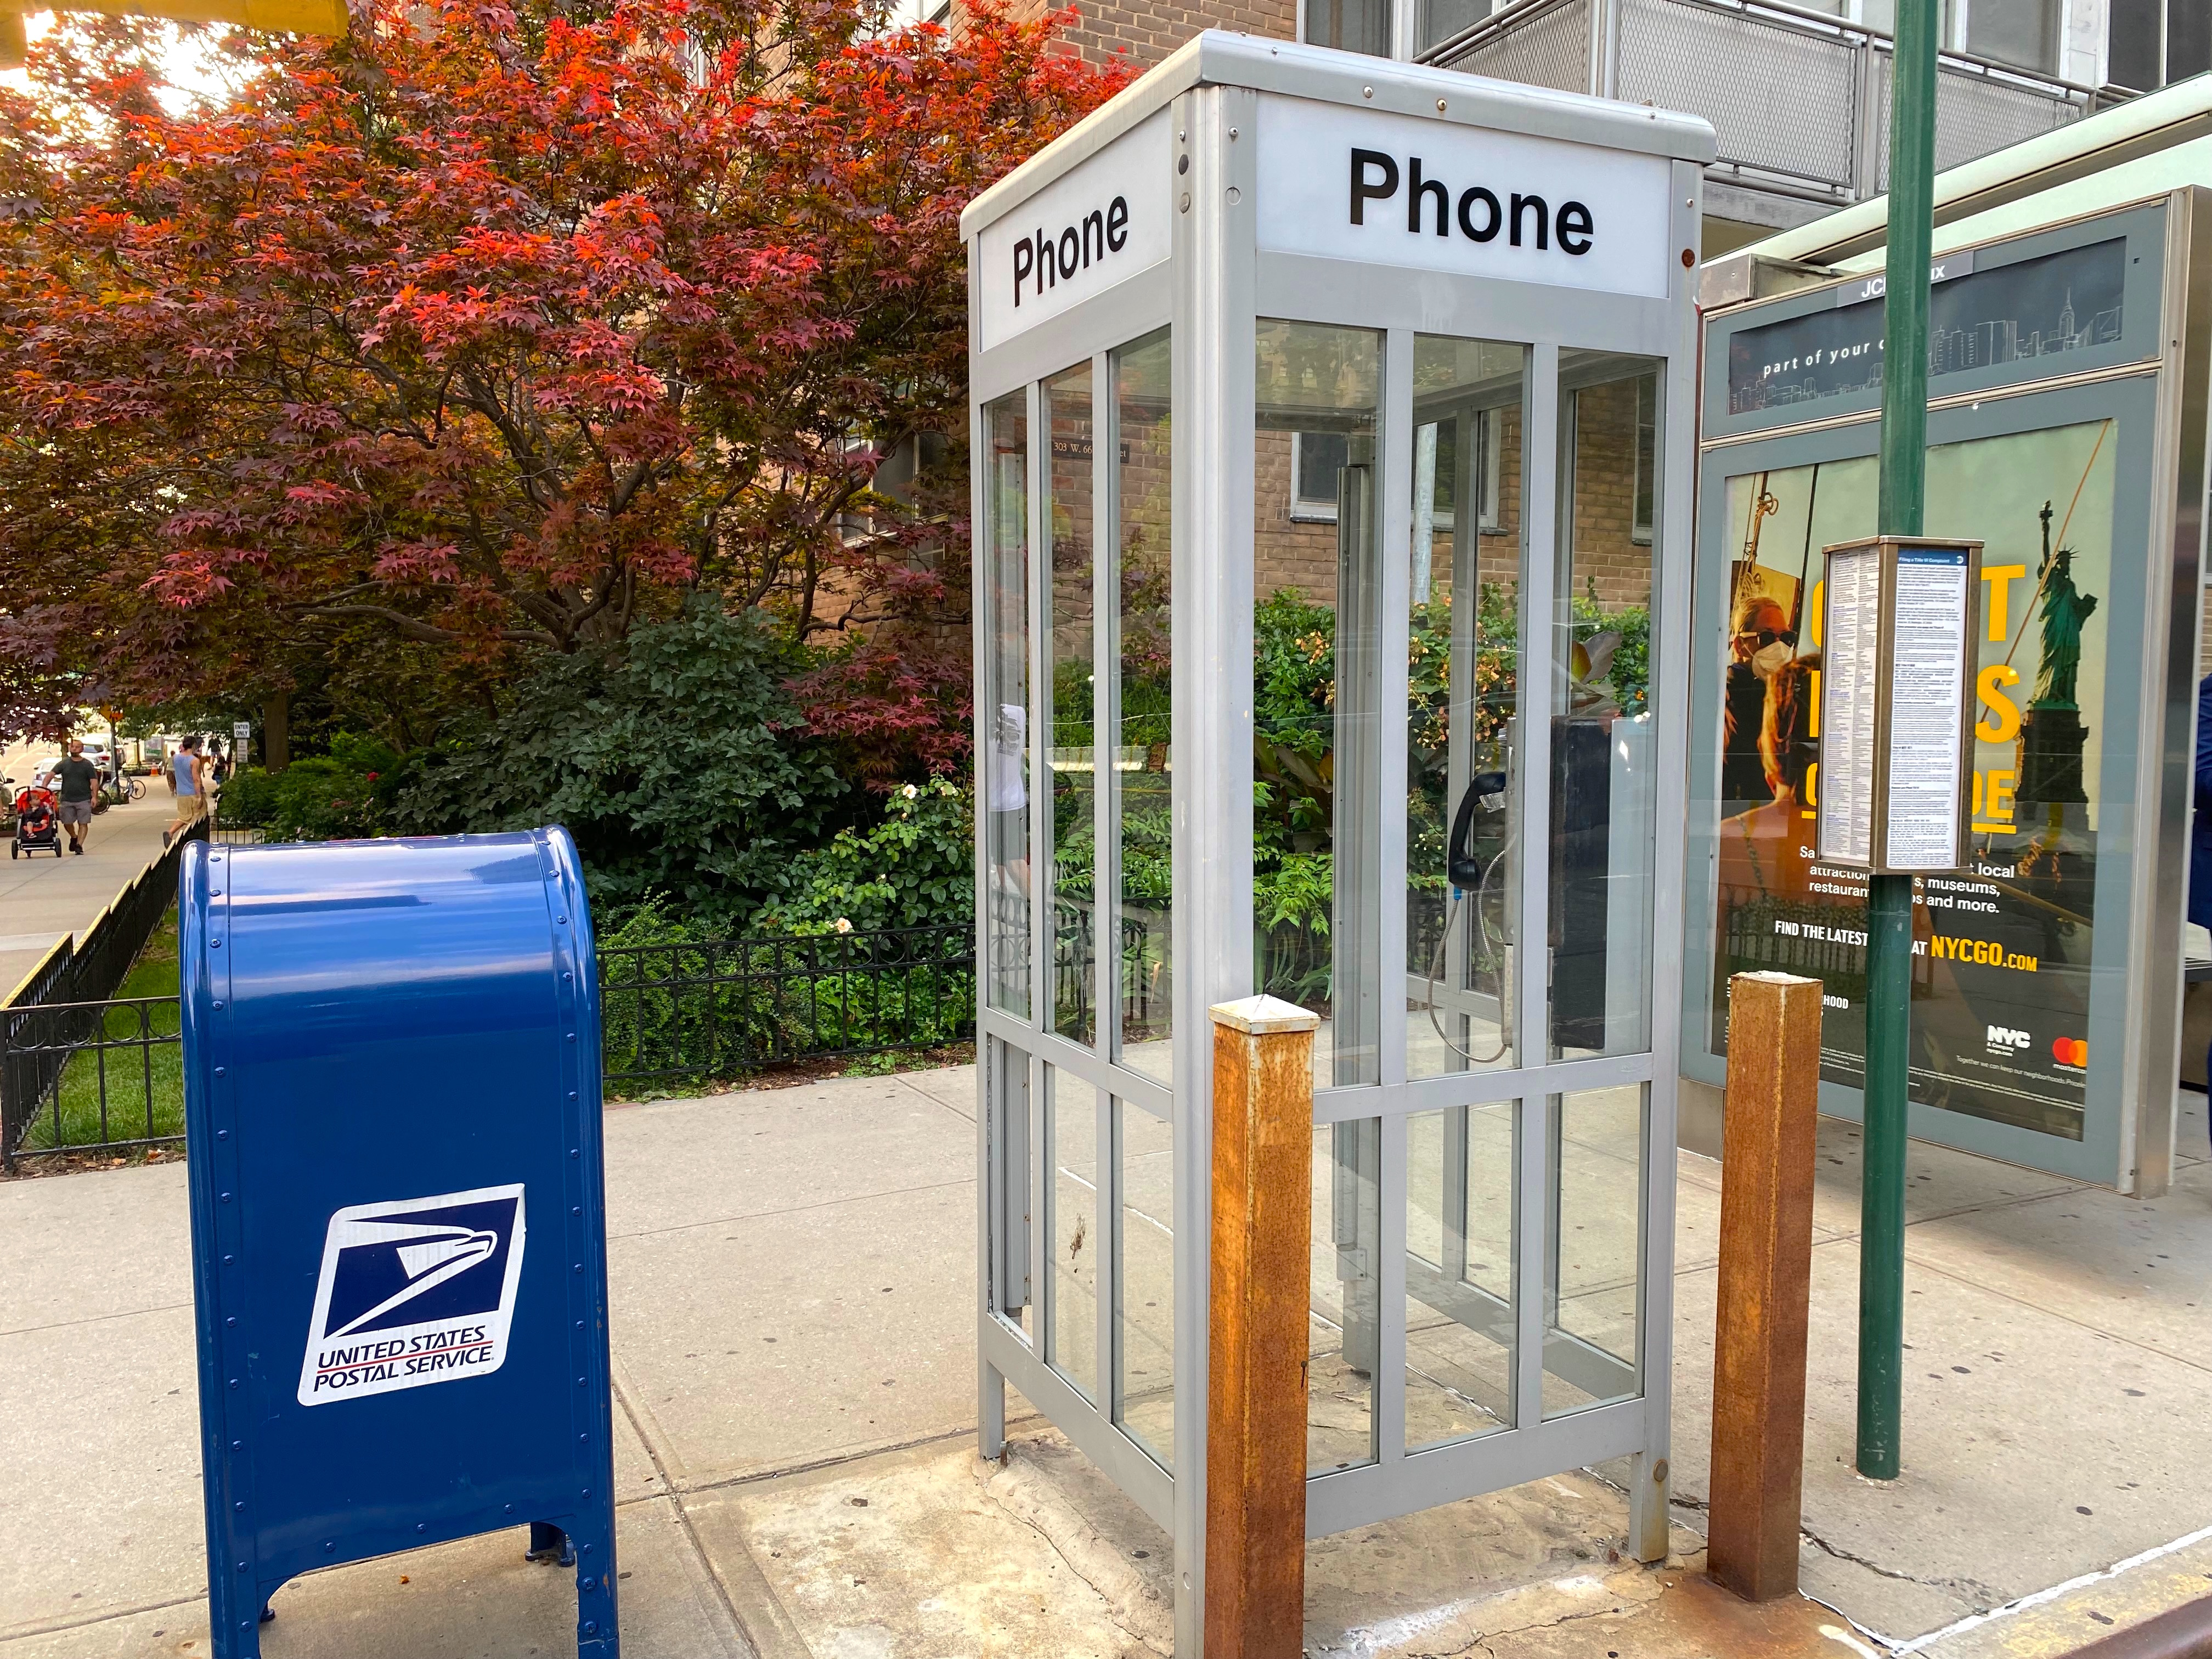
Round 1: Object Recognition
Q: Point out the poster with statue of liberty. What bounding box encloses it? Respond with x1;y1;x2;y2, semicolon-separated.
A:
1711;419;2115;1141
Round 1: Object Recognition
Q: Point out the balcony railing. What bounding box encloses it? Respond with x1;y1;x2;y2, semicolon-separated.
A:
1422;0;2125;209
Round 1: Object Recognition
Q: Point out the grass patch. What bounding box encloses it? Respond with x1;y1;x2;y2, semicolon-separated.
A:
18;909;183;1154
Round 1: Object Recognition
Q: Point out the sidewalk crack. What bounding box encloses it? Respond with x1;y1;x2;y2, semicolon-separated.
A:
1799;1524;1993;1607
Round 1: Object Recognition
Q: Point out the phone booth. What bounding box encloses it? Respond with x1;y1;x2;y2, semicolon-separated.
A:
963;36;1712;1654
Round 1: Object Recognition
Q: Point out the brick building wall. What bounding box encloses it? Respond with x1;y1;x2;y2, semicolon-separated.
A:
1007;0;1295;72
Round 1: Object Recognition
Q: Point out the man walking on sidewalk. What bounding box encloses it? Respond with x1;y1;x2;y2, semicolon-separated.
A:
53;738;98;856
163;736;206;848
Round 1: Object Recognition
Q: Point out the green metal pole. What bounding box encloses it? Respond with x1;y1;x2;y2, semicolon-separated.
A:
1858;0;1938;1483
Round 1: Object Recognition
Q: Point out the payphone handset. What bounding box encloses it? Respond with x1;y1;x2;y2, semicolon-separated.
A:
1423;719;1516;1063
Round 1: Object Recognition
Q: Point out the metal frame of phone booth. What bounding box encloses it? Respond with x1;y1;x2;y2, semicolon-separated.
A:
962;35;1713;1654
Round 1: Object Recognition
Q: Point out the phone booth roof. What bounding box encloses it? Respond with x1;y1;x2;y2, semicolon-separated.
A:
961;31;1716;357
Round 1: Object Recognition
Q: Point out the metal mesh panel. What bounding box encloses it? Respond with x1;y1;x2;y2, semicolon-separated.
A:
1616;0;1857;189
1875;52;2085;191
1437;0;1590;93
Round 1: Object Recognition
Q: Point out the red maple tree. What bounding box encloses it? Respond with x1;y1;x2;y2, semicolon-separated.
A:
0;0;1126;763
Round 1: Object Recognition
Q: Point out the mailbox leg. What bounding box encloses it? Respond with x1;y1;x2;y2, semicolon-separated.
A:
573;1512;619;1657
530;1521;577;1566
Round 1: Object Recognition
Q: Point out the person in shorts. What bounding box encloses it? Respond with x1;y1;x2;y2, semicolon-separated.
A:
163;736;206;847
53;739;99;855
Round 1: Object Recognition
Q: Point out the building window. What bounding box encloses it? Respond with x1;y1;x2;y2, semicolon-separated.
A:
1475;408;1504;534
1291;430;1350;522
1302;0;1390;57
2108;0;2212;89
1632;375;1656;546
1955;0;2059;75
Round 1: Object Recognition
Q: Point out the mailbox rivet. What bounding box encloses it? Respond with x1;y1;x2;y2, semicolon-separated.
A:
237;1562;246;1572
226;1317;235;1327
583;1489;592;1499
505;1504;514;1514
229;1377;239;1388
578;1376;586;1386
571;1148;580;1159
211;940;222;948
214;1067;226;1077
231;1440;241;1451
223;1254;234;1265
582;1576;596;1590
572;1206;581;1217
578;1434;589;1447
217;1130;229;1140
556;915;567;925
582;1543;592;1553
212;1000;223;1008
574;1263;584;1274
417;1523;427;1534
568;1092;578;1101
221;1192;232;1203
584;1623;599;1637
324;1542;335;1553
566;1032;576;1042
234;1501;245;1512
575;1320;584;1330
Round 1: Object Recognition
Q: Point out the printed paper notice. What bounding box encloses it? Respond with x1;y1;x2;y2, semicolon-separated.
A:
1819;548;1879;866
1883;546;1971;870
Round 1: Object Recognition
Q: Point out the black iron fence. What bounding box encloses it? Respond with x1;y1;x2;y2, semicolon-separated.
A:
1;829;979;1166
0;822;205;1167
597;924;974;1090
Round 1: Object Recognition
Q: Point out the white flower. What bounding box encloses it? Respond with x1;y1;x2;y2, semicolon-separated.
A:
834;917;853;933
902;783;918;799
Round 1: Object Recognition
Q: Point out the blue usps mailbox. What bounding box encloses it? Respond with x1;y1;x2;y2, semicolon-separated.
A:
181;829;617;1658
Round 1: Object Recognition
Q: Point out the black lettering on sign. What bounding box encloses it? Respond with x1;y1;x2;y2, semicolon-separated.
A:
1350;148;1400;224
1509;192;1547;250
1346;152;1596;261
1012;194;1135;309
1408;156;1447;236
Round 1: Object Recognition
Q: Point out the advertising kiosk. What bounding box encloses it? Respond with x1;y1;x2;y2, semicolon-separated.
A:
962;34;1713;1654
1688;191;2212;1198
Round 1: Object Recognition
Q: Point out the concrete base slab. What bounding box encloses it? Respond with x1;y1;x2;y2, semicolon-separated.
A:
684;1434;1172;1659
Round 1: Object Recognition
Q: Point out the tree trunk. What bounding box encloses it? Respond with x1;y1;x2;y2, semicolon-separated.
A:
264;690;290;771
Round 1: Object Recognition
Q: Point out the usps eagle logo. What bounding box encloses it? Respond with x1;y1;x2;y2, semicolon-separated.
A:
298;1184;527;1407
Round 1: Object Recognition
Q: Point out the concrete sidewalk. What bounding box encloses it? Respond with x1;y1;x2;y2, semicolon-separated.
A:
2;1066;2208;1658
0;776;180;996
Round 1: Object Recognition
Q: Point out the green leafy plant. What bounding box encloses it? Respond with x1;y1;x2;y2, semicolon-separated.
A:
393;603;848;916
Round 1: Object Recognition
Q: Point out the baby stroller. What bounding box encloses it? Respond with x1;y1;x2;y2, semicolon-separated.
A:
12;787;61;858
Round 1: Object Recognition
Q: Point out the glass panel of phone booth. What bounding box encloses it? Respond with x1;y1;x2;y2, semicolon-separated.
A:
1115;331;1175;1085
1047;1075;1100;1402
1046;363;1098;1047
1251;320;1384;1095
1542;1084;1646;1418
984;391;1032;1021
1403;1101;1517;1450
1311;1118;1381;1473
1117;1096;1176;1469
1407;337;1529;1081
1551;353;1663;1063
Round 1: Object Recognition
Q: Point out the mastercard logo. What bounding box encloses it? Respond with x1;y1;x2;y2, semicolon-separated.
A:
2052;1036;2088;1068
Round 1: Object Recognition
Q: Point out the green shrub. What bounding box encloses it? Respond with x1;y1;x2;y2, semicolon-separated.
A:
394;602;848;915
217;734;403;841
754;777;973;934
